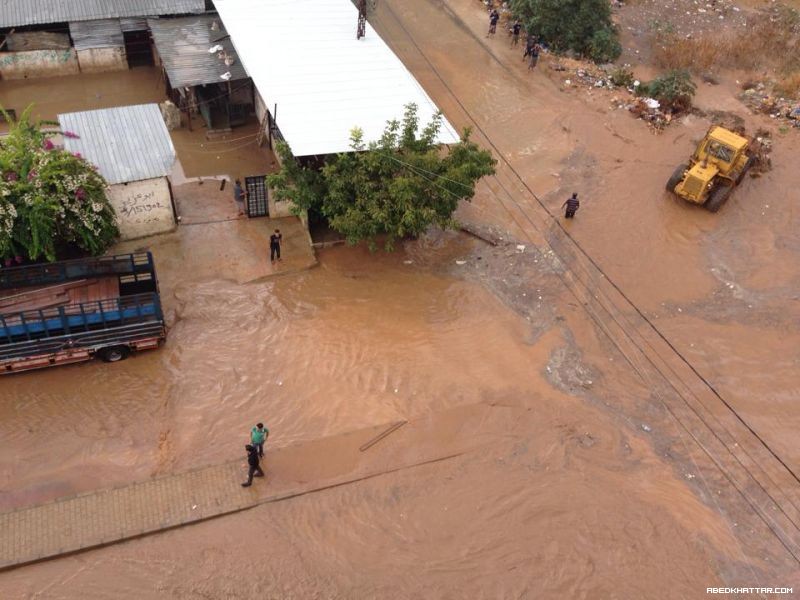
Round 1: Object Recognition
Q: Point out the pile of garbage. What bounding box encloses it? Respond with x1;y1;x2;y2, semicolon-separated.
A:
550;61;674;130
739;84;800;128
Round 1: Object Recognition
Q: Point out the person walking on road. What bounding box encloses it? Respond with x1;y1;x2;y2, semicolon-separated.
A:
522;34;536;60
250;422;269;458
270;229;283;263
241;444;264;487
527;42;541;70
562;193;580;219
510;21;521;47
487;9;499;36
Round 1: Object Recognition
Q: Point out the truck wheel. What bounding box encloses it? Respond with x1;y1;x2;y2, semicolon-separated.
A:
666;164;687;193
98;345;131;363
736;156;754;184
705;184;732;213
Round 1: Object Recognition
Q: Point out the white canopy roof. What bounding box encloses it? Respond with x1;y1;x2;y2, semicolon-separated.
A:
214;0;460;157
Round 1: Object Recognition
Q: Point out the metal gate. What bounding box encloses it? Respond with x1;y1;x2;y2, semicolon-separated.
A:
244;175;269;218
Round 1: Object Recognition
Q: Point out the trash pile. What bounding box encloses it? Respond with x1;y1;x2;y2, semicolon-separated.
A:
550;61;674;130
749;129;773;175
739;84;800;128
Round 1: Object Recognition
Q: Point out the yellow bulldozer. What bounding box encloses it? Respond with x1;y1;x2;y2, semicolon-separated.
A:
666;125;754;212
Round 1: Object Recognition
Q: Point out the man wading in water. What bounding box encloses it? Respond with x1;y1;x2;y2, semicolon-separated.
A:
270;229;282;263
562;192;580;219
250;422;269;458
241;444;264;487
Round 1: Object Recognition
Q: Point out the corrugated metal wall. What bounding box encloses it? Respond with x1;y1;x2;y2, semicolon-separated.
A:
69;19;125;51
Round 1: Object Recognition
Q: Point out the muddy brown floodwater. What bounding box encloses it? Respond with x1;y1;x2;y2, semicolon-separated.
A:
0;238;756;598
2;0;800;595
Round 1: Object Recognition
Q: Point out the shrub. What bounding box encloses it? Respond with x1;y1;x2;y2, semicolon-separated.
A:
638;69;697;112
510;0;622;63
609;65;635;88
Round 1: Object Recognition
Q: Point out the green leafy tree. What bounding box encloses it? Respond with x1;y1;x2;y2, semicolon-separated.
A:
510;0;621;63
0;107;118;262
268;103;496;250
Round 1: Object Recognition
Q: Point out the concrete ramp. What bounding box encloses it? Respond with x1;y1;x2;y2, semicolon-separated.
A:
0;403;520;571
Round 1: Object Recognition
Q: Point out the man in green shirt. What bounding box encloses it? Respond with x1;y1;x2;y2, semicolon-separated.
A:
250;422;269;458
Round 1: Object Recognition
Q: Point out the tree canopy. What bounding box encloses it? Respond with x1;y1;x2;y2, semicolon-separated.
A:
510;0;622;63
0;107;118;263
267;103;496;250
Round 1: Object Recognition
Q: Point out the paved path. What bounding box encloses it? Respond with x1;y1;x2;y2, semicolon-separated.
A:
0;403;520;572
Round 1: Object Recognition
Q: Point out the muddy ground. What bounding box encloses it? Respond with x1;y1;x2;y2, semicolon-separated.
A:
1;0;800;596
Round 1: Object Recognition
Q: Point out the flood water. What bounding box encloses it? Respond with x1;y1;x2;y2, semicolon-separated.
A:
2;0;800;594
0;242;540;510
0;241;747;598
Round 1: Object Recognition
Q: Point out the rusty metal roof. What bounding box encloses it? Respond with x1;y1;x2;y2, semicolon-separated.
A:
148;16;248;88
58;104;176;185
0;0;205;29
68;19;124;51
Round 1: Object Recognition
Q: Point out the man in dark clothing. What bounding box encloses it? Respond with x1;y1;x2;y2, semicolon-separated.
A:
487;9;499;36
241;444;264;487
270;229;282;262
510;21;522;47
527;43;541;70
562;193;580;218
523;35;536;60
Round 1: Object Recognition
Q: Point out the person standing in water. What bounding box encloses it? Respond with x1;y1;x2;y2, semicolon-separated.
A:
270;229;282;262
562;193;580;219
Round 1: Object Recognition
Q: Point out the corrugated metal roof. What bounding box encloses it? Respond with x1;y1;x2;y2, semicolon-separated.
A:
58;104;176;185
148;16;248;88
214;0;459;157
69;19;124;51
0;0;205;29
120;17;149;32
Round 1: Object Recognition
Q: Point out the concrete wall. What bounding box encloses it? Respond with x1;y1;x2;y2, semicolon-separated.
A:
254;89;267;124
76;47;128;73
268;194;294;218
0;49;79;79
107;177;176;240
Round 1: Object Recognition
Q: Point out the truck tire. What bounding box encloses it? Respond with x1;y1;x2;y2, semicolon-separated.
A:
98;345;132;363
735;156;754;184
666;164;687;193
705;184;733;213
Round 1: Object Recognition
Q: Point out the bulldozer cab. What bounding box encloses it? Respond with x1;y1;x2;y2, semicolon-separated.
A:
694;126;748;172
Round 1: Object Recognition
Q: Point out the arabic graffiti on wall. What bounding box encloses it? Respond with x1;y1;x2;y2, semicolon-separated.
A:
0;49;79;79
108;178;176;241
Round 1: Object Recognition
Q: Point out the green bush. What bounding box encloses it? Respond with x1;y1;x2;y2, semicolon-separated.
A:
0;107;118;262
638;69;697;111
510;0;622;63
609;65;635;88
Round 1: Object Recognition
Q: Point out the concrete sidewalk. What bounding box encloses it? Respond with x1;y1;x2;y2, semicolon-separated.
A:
0;403;520;572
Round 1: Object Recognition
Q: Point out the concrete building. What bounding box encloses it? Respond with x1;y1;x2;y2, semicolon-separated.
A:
58;104;178;241
0;0;205;79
